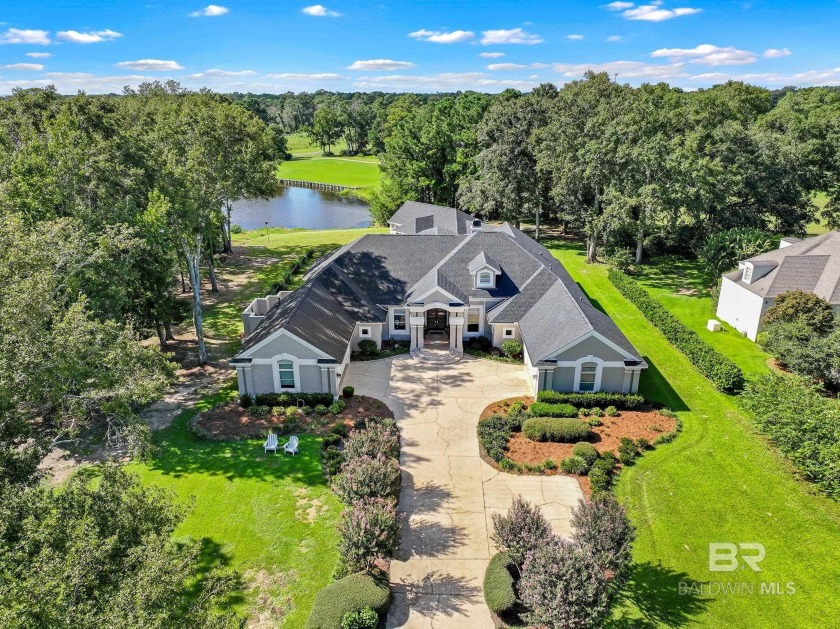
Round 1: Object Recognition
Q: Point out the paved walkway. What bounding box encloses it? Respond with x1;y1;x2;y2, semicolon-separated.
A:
343;355;584;628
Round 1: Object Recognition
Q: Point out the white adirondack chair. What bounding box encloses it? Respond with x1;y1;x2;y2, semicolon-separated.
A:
283;435;299;455
264;433;278;454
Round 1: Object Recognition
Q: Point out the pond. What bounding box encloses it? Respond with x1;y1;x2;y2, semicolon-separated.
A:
230;186;372;231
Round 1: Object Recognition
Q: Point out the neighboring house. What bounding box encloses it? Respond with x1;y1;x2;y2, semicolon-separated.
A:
232;202;646;397
716;231;840;340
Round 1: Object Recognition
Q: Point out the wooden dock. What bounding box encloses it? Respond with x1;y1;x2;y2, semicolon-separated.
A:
277;179;359;193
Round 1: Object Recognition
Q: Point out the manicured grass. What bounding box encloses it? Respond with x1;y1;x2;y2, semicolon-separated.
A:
546;240;840;628
632;257;772;382
808;192;830;235
126;389;341;627
278;157;381;188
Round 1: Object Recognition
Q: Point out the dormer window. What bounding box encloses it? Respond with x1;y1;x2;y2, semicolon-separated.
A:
476;271;494;288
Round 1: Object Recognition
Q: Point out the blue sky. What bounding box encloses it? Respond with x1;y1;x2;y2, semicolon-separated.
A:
1;1;839;94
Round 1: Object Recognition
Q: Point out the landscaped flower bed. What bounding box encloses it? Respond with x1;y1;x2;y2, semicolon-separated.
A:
478;395;679;495
190;394;393;440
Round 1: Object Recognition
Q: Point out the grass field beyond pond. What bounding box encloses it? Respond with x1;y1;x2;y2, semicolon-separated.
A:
277;157;381;189
547;240;840;629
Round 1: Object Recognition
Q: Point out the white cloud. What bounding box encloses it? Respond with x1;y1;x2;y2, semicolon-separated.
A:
612;3;702;22
302;5;341;17
480;28;543;45
479;52;505;58
567;34;585;40
190;5;229;17
346;59;416;71
115;59;184;71
266;73;346;80
188;69;256;78
56;29;122;44
651;44;758;66
25;52;52;58
0;28;51;45
686;67;840;87
2;63;43;71
607;35;624;42
554;60;688;79
487;63;530;71
353;72;539;92
409;29;474;43
763;48;791;58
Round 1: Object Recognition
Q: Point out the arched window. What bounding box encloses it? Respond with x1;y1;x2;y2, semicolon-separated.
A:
579;362;598;392
278;360;295;389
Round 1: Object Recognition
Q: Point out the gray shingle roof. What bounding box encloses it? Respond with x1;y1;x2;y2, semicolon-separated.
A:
387;201;475;235
724;231;840;304
237;202;642;364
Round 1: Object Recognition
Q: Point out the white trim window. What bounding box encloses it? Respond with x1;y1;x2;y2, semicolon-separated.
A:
476;270;494;288
393;308;406;331
503;327;515;338
578;361;598;392
742;265;753;284
278;360;296;389
360;327;371;338
467;308;480;333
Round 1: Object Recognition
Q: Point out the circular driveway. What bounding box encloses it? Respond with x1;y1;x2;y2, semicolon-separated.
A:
342;355;584;628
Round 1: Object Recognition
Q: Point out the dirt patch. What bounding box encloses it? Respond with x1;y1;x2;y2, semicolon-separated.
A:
675;288;699;296
193;395;394;440
245;568;296;629
506;410;677;467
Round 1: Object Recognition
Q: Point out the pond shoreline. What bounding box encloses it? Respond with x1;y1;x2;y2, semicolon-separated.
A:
231;185;372;231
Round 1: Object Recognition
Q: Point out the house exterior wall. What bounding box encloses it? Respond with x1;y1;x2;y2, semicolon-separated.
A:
251;363;275;393
552;336;627;362
299;365;323;392
716;277;767;341
350;323;383;350
600;367;626;392
248;333;323;360
491;323;521;347
386;306;411;341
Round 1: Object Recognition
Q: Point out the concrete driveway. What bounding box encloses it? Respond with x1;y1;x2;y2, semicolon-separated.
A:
342;355;584;628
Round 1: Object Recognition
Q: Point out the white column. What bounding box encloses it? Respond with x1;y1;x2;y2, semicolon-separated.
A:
409;309;425;349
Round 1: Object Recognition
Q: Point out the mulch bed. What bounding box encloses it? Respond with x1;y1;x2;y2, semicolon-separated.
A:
193;394;394;440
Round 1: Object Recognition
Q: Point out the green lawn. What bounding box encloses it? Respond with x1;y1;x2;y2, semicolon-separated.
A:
546;240;840;628
632;257;772;382
277;157;381;189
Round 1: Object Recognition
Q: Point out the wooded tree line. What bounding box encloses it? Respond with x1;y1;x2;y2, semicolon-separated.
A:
368;74;840;264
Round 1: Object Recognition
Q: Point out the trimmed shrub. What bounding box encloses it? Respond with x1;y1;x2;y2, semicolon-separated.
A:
484;552;517;614
608;269;744;392
251;405;270;417
478;414;519;462
501;340;523;359
322;433;342;449
285;406;299;420
605;405;619;417
239;393;253;408
536;390;645;410
301;405;313;415
507;401;527;417
357;339;378;357
571;495;635;582
464;335;492;352
617;438;638;465
636;437;651;450
572;442;599;466
543;458;558;470
329;401;346;415
331;423;349;438
590;407;604;417
315;404;328;415
341;607;378;629
343;427;400;460
305;573;390;629
520;538;611;629
491;495;552;568
322;446;344;477
561;455;589;475
522;418;591;443
254;392;334;407
499;458;521;473
337;497;400;575
589;453;617;494
343;386;355;399
529;402;578;418
332;455;400;504
588;417;603;427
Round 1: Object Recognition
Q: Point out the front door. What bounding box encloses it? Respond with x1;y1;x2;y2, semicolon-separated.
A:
426;308;448;331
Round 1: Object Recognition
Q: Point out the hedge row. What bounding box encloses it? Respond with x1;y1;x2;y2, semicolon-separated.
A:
608;269;744;392
522;418;591;442
252;392;334;407
742;373;840;498
478;414;521;462
535;391;645;409
273;249;317;292
528;402;578;418
304;573;390;629
484;552;517;615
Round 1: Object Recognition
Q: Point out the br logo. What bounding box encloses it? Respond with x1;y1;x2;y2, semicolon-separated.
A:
708;543;765;572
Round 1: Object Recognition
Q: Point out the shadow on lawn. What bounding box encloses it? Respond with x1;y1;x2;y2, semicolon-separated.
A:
185;537;247;610
639;357;689;412
606;561;711;628
633;257;711;296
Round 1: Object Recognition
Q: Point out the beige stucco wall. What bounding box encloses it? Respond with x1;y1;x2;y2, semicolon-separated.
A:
251;363;275;394
300;365;324;392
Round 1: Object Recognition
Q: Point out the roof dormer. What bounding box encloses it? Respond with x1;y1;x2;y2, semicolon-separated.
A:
468;252;501;289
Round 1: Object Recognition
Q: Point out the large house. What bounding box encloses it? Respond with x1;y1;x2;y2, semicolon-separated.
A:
232;202;646;397
716;231;840;340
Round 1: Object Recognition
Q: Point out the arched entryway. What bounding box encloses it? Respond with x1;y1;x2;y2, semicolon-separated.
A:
407;302;465;361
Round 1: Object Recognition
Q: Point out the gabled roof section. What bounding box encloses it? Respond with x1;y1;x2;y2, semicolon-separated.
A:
468;251;501;275
724;231;840;304
387;201;476;235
